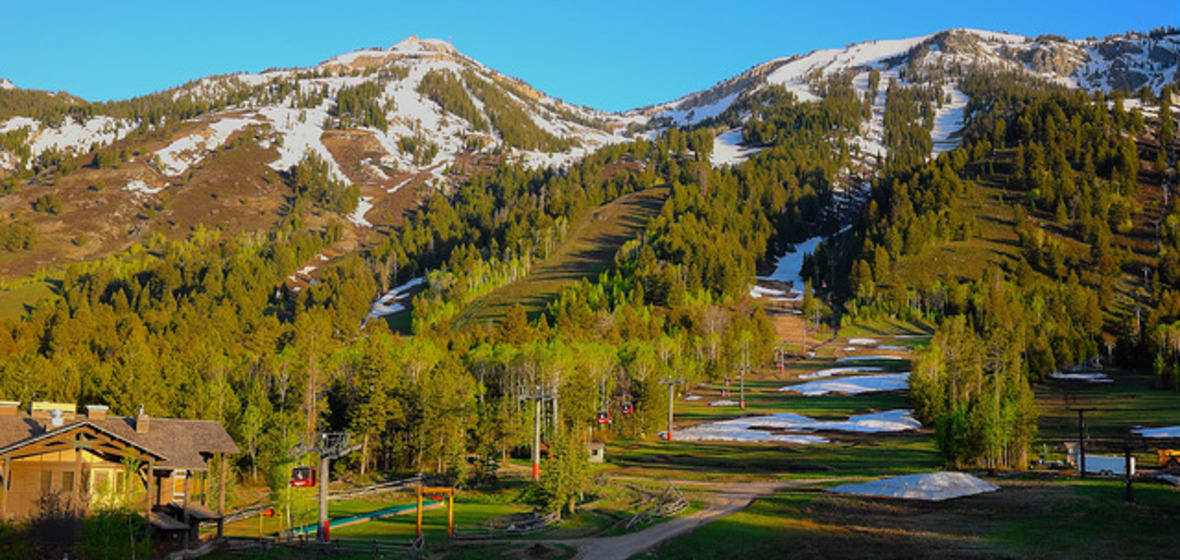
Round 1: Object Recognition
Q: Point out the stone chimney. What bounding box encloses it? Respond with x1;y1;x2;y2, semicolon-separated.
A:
135;405;150;434
29;402;77;422
0;401;18;417
85;404;108;421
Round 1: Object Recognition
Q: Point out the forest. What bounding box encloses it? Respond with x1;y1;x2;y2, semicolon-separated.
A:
0;47;1175;521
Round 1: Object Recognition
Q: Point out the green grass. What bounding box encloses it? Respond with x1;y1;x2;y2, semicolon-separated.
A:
220;491;529;541
634;478;1180;560
453;186;667;328
836;317;933;339
1035;370;1180;467
0;277;55;320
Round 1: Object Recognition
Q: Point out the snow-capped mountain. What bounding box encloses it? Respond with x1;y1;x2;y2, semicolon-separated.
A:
642;29;1179;128
0;29;1175;278
1;36;634;183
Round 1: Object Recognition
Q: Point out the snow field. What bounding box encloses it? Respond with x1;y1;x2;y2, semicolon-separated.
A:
710;128;762;166
671;409;920;443
123;180;164;195
798;367;883;380
363;277;426;324
827;471;999;501
154;117;259;176
779;373;910;396
836;355;908;363
1048;372;1112;383
1132;426;1180;438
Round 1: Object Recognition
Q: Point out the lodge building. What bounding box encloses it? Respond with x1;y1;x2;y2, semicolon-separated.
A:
0;400;239;536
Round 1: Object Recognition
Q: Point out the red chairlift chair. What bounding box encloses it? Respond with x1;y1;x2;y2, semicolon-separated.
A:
290;465;317;488
596;411;612;424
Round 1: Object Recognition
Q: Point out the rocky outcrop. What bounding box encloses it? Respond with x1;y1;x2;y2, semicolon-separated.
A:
1018;43;1084;77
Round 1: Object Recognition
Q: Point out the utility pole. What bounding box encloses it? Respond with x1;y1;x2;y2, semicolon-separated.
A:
659;379;681;441
290;432;351;543
1069;408;1097;478
521;385;552;480
736;339;749;409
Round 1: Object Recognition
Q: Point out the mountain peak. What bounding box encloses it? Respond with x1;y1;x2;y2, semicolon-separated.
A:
0;78;16;91
319;35;459;69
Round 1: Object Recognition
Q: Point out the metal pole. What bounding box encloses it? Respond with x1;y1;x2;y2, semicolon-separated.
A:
532;397;542;480
1078;410;1086;478
1124;445;1135;503
666;383;675;441
317;452;330;542
740;340;747;410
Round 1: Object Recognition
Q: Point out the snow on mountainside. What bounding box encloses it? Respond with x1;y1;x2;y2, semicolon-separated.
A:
0;36;644;278
639;28;1180;161
1;35;634;181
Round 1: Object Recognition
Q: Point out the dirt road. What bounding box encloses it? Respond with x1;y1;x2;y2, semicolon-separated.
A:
561;478;823;560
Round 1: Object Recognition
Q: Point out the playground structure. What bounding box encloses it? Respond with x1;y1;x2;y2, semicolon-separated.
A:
416;485;457;538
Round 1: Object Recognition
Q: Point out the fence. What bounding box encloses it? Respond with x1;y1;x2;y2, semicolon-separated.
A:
451;511;561;539
625;484;688;530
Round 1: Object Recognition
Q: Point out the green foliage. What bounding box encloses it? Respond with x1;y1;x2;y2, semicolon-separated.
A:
463;71;571;152
530;428;592;516
289;150;360;214
0;221;37;251
418;69;487;131
33;192;61;214
909;315;1038;469
332;81;391;131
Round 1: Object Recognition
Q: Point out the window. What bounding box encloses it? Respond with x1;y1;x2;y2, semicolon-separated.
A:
61;471;74;492
40;471;52;494
94;471;108;493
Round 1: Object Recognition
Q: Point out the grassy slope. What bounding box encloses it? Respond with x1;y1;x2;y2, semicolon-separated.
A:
635;479;1180;560
452;186;668;328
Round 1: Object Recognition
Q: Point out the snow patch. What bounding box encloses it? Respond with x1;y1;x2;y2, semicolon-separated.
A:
363;277;426;324
671;409;920;443
350;196;374;228
931;85;968;155
154;117;258;176
848;338;879;346
708;400;740;407
836;355;907;363
759;236;823;296
711;129;762;166
123;180;164;195
827;472;999;502
799;367;883;380
1134;426;1180;438
1048;372;1112;383
779;373;909;396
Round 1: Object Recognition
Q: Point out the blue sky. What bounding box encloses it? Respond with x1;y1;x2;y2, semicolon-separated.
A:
1;1;1175;112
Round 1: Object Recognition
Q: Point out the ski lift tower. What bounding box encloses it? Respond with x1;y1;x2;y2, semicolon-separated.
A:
292;432;351;542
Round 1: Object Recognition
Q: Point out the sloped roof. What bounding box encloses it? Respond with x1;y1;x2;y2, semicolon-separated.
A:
0;412;239;471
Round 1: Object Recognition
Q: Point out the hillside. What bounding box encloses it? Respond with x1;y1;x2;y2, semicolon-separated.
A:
0;36;637;279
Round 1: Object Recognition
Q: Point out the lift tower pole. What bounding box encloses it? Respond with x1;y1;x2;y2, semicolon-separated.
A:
659;379;681;441
521;385;552;480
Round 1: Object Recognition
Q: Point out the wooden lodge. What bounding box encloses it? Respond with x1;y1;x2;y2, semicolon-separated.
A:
0;400;239;537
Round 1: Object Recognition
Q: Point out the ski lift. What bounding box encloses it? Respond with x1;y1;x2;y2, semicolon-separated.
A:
290;465;317;488
621;402;634;415
725;378;732;386
596;411;612;424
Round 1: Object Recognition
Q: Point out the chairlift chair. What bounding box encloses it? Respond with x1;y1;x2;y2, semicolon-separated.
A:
596;411;612;424
621;402;634;415
291;465;317;488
